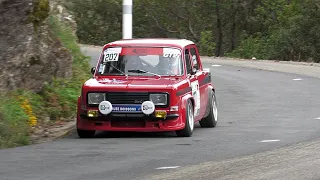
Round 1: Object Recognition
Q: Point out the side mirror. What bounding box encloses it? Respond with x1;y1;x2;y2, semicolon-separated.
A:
91;67;95;75
191;63;197;75
191;67;197;75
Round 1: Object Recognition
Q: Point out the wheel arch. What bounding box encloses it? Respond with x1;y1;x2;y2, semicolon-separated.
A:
203;85;215;118
181;93;195;106
180;94;195;124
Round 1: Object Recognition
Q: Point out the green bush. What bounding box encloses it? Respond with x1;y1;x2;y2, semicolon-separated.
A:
199;31;216;56
226;35;269;59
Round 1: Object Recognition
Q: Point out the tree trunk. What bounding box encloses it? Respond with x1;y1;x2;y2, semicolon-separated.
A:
215;0;223;57
230;2;237;51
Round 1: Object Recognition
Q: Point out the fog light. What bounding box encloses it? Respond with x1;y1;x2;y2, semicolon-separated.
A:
155;111;167;119
87;110;99;117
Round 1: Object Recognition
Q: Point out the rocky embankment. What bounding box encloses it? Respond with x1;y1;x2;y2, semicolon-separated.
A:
0;0;87;148
0;0;72;93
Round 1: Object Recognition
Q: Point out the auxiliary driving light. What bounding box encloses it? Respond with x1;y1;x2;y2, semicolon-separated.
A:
87;110;99;117
155;111;167;119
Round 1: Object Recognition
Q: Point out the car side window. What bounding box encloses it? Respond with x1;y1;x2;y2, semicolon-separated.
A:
185;48;192;74
190;47;200;70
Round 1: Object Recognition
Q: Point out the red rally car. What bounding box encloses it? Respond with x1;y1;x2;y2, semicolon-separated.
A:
76;38;218;138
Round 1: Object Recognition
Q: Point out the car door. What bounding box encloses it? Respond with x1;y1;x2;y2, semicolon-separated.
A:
189;46;208;120
184;46;201;120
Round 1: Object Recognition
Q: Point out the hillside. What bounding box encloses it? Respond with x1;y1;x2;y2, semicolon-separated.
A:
0;0;91;148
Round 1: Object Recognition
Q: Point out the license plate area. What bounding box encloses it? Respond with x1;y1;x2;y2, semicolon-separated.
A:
111;119;146;127
112;104;142;113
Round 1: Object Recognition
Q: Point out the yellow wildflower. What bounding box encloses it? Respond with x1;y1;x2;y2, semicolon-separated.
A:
19;97;37;127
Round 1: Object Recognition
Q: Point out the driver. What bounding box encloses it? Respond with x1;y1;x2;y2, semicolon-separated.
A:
168;56;180;74
125;55;143;72
158;56;180;75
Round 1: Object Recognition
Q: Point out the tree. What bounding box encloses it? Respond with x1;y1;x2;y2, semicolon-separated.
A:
64;0;320;62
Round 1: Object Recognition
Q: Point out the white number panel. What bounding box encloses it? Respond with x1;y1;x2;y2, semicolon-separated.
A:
103;47;122;62
191;80;201;117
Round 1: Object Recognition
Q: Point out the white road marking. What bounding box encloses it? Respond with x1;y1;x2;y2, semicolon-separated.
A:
155;166;181;170
292;78;303;81
211;64;222;67
315;117;320;120
260;139;280;143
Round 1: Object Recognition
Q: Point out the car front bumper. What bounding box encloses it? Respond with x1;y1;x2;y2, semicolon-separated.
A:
76;111;185;132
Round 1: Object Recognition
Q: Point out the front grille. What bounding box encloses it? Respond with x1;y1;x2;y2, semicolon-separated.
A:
106;92;149;104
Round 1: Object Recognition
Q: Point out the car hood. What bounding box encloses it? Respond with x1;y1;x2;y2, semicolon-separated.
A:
84;76;183;90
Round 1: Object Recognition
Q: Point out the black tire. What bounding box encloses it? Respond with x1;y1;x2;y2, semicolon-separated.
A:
199;91;218;128
176;99;194;137
77;128;95;138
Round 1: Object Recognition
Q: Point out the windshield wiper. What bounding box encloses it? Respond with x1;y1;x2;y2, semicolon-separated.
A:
128;69;161;78
103;62;128;79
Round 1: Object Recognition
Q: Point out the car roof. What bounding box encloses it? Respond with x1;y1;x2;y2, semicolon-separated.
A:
103;38;195;49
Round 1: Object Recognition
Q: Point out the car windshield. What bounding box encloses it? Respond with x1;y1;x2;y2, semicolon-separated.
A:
96;47;183;76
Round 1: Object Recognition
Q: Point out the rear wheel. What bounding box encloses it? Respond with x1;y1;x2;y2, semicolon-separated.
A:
199;91;218;128
176;99;194;137
77;128;95;138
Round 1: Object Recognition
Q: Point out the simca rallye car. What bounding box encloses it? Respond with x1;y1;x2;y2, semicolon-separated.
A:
76;38;218;138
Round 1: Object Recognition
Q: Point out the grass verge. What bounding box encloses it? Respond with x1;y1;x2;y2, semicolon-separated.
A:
0;94;30;148
0;15;91;149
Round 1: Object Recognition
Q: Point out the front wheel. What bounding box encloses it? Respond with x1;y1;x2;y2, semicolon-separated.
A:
199;91;218;128
77;128;95;138
176;99;194;137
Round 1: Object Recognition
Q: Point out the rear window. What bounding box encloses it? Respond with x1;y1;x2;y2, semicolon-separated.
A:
96;47;183;76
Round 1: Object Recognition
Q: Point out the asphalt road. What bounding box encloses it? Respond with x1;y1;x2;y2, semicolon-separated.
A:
0;47;320;180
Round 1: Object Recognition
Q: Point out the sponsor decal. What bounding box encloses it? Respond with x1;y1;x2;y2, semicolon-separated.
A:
112;104;142;112
141;101;155;115
100;105;106;111
132;48;148;54
99;101;113;115
121;48;163;55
